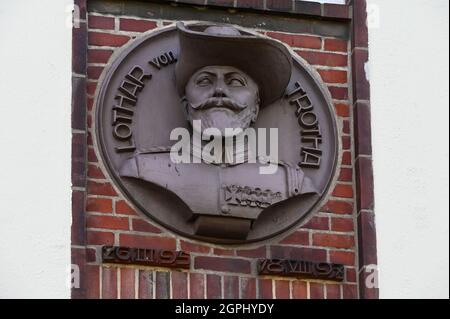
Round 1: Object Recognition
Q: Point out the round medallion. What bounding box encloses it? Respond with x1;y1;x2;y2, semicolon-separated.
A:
95;23;339;244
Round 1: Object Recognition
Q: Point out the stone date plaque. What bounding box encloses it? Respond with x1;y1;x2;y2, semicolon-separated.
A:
95;22;339;244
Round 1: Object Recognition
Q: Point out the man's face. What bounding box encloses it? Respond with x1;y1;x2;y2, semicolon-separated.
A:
184;66;260;137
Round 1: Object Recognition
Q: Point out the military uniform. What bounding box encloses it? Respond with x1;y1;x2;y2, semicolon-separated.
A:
120;148;317;239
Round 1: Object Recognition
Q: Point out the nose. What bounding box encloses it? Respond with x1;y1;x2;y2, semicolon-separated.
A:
213;85;227;98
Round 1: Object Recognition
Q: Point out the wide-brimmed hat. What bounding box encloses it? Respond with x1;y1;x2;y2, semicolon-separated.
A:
175;22;293;107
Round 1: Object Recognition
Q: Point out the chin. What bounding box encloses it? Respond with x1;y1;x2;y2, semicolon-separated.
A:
190;109;252;138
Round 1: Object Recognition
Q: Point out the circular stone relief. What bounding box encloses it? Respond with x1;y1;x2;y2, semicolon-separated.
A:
95;22;339;244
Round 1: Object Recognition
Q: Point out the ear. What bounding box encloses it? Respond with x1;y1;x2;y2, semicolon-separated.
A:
180;96;189;117
251;94;260;123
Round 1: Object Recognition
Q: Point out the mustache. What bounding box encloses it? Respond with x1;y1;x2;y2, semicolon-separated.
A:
189;97;248;111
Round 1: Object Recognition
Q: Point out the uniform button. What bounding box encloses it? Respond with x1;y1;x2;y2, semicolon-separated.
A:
221;206;230;214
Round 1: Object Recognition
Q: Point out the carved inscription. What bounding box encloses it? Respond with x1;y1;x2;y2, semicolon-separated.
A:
259;258;344;281
112;50;177;153
102;246;190;269
149;51;177;69
286;81;323;168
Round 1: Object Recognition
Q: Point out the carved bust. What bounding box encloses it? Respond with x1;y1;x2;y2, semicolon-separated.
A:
119;23;318;240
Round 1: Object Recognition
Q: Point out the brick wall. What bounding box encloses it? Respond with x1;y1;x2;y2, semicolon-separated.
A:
72;0;376;299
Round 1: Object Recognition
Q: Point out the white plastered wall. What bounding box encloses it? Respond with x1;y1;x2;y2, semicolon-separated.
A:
0;0;448;299
368;0;449;299
0;0;72;298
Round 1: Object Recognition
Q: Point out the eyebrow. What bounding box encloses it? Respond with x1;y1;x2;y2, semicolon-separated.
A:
225;72;246;77
196;71;216;77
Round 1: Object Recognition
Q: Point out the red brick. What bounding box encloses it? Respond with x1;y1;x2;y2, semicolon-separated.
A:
194;256;251;274
280;230;309;245
275;280;290;299
358;210;378;266
87;147;97;162
85;265;100;299
329;250;355;266
258;279;273;298
331;217;354;232
171;271;188;299
356;157;375;211
237;0;264;9
177;0;204;5
313;233;355;249
223;276;239;299
294;1;321;15
241;277;256;299
339;167;352;182
268;32;321;49
86;113;93;129
189;273;205;299
341;151;352;166
86;197;113;213
236;246;266;258
296;50;347;67
266;0;292;11
328;86;349;100
102;266;117;299
352;0;369;48
321;200;354;215
332;184;354;198
115;200;136;215
86;81;97;96
119;234;176;250
352;49;370;101
318;69;347;84
88;32;130;47
87;215;129;230
138;270;154;299
292;281;307;299
87;66;103;80
335;103;350;117
324;38;348;52
87;231;114;245
342;120;350;134
72;191;85;245
86;247;97;263
120;18;157;32
206;274;222;299
208;0;235;7
88;49;113;64
131;218;162;233
120;268;135;299
87;97;94;111
354;102;372;156
309;282;324;299
301;216;329;231
271;246;327;263
346;268;357;283
88;181;117;196
323;3;350;19
342;284;358;299
88;164;106;179
88;15;114;30
87;131;94;146
155;271;170;299
180;240;211;254
342;136;351;150
359;270;379;299
213;248;235;256
326;284;341;299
